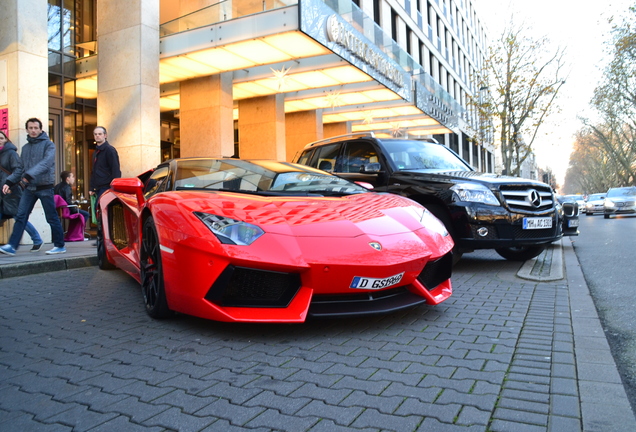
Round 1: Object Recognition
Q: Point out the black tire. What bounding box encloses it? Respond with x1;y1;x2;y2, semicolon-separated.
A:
495;245;546;261
140;217;172;319
585;212;592;216
604;213;610;219
96;222;116;270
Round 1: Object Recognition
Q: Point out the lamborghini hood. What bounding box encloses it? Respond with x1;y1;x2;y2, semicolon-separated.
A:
173;191;438;238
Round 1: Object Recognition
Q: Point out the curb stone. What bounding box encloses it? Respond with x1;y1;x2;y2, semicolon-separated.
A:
0;255;98;279
517;239;564;282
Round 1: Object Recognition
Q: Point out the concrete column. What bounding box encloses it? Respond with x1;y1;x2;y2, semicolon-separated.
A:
0;0;49;244
180;73;234;158
97;0;161;177
324;122;351;138
285;110;323;162
238;95;285;160
0;0;48;146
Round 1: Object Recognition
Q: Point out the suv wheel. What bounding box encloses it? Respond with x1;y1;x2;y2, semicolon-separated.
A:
495;245;545;261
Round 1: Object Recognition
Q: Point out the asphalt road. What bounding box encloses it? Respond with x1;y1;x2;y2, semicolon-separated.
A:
572;213;636;411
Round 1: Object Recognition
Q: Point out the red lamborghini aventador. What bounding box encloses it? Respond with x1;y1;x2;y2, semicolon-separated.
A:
96;158;454;323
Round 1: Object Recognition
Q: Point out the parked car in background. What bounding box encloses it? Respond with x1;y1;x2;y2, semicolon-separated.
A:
604;186;636;218
584;193;606;215
96;157;454;322
555;195;580;236
294;133;563;262
563;194;586;212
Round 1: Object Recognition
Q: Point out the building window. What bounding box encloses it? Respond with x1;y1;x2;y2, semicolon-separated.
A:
373;0;381;26
391;8;398;43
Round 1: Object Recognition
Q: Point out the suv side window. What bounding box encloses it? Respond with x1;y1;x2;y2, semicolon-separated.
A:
296;148;314;167
309;143;340;172
341;141;379;173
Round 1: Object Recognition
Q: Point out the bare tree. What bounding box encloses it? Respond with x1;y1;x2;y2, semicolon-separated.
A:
477;24;566;177
563;128;622;193
582;6;636;186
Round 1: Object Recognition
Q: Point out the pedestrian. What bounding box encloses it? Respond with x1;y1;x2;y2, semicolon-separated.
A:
0;130;44;251
0;118;66;256
89;126;120;200
54;170;90;226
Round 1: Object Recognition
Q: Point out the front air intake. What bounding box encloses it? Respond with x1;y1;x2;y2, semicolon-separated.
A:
205;266;301;307
417;252;453;290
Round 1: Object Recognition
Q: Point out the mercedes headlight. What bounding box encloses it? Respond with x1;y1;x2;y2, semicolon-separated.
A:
194;212;264;245
451;183;499;206
604;200;615;208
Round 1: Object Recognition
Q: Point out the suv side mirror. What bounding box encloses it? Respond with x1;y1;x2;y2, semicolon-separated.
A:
360;162;382;173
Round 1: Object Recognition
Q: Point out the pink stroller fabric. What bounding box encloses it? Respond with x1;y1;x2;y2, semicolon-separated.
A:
54;194;86;242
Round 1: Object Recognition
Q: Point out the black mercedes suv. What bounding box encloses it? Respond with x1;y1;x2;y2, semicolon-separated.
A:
294;133;563;262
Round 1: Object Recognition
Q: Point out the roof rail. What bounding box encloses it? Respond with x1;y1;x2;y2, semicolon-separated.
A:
304;132;376;148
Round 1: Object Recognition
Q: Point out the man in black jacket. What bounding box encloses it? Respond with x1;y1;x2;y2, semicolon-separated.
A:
89;126;121;200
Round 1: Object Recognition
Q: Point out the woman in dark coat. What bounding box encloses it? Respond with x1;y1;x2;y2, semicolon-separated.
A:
54;170;90;224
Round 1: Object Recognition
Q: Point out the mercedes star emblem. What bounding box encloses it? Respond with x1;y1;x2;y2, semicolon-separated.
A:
528;189;542;208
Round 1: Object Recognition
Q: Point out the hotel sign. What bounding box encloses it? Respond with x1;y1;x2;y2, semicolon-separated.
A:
326;15;404;88
299;0;411;101
414;81;458;132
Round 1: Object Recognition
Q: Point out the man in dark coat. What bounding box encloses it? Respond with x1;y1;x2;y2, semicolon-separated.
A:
89;126;121;200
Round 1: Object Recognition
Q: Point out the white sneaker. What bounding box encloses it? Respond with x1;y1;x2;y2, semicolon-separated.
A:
45;246;67;255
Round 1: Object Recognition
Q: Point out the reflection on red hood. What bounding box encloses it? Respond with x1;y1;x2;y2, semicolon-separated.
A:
167;191;437;238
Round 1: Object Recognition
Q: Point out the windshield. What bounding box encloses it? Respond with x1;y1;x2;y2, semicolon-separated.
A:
173;159;370;196
588;193;605;201
381;140;472;172
607;187;636;198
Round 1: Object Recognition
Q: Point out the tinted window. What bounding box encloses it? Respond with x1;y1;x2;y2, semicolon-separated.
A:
607;187;636;198
144;166;170;198
309;143;340;172
382;140;471;172
296;148;314;167
340;141;379;173
173;159;369;196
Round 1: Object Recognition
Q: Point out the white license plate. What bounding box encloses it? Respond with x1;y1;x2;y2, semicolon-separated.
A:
568;219;579;228
522;217;552;229
350;272;404;290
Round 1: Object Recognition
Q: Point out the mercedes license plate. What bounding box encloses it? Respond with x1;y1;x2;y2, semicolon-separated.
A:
350;272;404;290
568;219;579;228
522;217;552;230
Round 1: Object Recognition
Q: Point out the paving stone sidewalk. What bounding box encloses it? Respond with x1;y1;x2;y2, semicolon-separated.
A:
0;239;634;431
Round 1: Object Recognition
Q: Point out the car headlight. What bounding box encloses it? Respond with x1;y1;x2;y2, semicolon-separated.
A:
451;183;499;206
421;209;449;237
605;200;615;208
406;205;449;236
194;212;264;245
